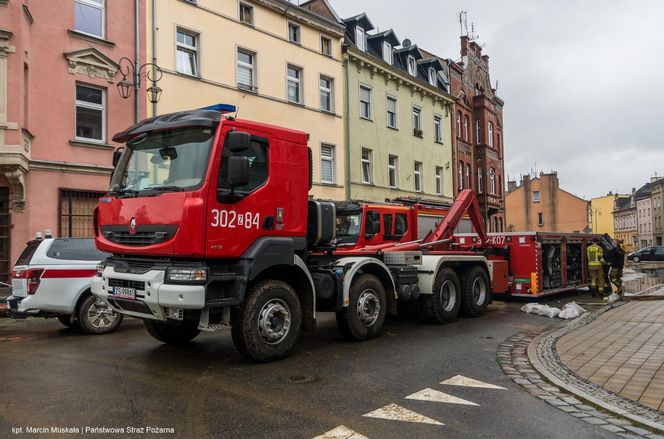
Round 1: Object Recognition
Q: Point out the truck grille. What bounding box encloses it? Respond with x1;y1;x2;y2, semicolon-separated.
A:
100;225;178;247
109;278;146;291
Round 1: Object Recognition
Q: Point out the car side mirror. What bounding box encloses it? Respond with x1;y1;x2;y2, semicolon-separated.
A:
228;156;250;188
112;148;124;167
226;131;251;153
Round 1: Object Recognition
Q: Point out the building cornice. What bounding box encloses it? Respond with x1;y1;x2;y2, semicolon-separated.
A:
346;46;455;109
253;0;346;36
29;159;113;176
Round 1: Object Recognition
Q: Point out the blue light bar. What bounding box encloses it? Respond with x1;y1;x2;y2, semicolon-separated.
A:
200;104;237;114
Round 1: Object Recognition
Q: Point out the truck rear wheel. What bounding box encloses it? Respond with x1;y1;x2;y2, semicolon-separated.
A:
419;268;461;324
231;280;302;363
144;319;201;344
460;266;491;317
78;295;123;334
336;274;387;341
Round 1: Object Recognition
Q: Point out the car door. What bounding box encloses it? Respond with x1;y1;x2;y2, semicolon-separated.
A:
655;247;664;261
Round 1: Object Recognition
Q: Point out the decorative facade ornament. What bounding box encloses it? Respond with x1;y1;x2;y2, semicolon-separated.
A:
64;48;119;83
2;167;26;212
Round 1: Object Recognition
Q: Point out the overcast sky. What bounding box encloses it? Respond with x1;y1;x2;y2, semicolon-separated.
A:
327;0;664;199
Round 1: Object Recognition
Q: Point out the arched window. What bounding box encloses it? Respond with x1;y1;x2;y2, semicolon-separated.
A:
456;112;462;138
488;122;494;147
458;162;464;191
489;168;496;194
477;168;483;193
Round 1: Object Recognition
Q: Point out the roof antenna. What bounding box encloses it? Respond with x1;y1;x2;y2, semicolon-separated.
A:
234;106;240;120
459;11;467;36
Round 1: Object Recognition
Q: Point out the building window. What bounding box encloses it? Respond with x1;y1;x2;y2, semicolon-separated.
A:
383;41;392;64
412;107;422;135
434;115;442;143
407;56;416;76
239;2;254;25
355;26;365;51
288;23;301;44
60;189;106;238
287;65;302;104
476;120;481;144
321;36;332;55
456;111;462;138
320;144;335;184
458;162;464;190
388;155;398;188
538;212;544;226
428;68;436;86
361;148;372;184
496;131;501;151
319;76;334;113
463;115;469;140
488;122;495;147
466;164;471;190
75;84;105;143
359;85;372;119
435;167;443;195
176;28;199;76
236;49;256;91
75;0;105;38
387;96;397;128
414;162;422;192
533;191;540;203
477;168;483;194
489;168;496;194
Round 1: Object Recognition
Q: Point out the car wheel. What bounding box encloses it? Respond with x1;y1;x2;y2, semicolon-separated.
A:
336;274;387;341
57;315;78;329
78;295;123;334
231;280;302;362
633;256;640;263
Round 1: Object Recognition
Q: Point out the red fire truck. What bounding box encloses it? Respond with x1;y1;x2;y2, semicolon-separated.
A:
91;104;502;362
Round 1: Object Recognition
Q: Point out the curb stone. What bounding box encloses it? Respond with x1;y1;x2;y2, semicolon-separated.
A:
497;303;664;439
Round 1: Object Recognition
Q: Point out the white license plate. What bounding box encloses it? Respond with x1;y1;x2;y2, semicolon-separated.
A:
11;279;27;297
113;287;136;300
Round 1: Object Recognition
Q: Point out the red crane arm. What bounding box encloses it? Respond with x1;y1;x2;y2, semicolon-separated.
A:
421;189;488;247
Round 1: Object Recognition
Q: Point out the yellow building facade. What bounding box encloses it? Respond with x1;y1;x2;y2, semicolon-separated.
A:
147;0;346;200
589;193;628;238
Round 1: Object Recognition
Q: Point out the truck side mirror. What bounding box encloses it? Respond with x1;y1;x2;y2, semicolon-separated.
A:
112;148;124;167
226;131;251;153
228;156;250;188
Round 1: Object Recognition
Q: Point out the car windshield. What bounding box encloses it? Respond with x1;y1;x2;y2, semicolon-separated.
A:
110;127;216;196
336;212;362;245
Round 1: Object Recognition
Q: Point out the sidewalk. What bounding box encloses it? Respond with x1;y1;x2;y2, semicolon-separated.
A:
557;300;664;412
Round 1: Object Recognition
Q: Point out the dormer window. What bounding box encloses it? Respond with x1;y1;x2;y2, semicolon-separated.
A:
355;26;366;51
428;68;436;86
383;41;392;64
407;56;416;76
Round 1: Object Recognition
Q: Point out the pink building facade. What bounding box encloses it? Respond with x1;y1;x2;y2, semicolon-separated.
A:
0;0;145;281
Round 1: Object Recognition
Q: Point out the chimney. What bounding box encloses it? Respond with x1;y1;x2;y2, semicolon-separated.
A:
507;180;517;193
460;35;469;57
481;54;489;68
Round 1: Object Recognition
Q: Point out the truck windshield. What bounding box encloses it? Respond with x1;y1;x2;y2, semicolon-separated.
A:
110;127;215;196
336;212;362;245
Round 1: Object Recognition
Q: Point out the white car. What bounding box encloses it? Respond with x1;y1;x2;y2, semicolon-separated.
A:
6;237;123;334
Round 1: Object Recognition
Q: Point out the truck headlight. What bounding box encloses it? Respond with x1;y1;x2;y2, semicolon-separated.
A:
166;267;208;283
96;261;110;277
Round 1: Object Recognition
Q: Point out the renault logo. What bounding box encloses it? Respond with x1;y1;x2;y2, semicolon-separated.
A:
129;217;137;235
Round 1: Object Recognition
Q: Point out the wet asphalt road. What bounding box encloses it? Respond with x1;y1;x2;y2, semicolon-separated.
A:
0;295;619;439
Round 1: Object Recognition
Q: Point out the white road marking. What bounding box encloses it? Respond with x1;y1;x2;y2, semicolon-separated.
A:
406;388;479;406
313;425;370;439
440;375;506;390
362;403;444;426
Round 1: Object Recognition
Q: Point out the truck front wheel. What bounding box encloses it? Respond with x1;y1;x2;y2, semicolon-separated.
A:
460;266;491;317
231;280;302;362
336;274;387;341
419;268;461;324
144;319;200;344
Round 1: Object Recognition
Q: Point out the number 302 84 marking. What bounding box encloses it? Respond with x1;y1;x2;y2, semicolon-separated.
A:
210;209;261;230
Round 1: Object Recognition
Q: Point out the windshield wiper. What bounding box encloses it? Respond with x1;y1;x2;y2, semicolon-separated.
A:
144;186;185;193
109;187;139;198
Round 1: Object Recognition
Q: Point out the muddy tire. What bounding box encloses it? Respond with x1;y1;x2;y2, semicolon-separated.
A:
419;268;461;324
57;315;78;329
231;280;302;362
144;319;200;344
336;274;387;341
78;295;123;334
460;266;491;317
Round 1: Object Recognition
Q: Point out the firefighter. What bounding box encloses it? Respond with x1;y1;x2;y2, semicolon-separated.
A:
610;239;627;299
587;238;606;296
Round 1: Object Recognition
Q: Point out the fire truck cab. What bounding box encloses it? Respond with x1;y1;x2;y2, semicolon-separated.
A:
92;105;495;362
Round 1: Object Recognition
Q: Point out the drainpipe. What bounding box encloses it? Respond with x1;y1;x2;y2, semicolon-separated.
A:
134;0;140;123
343;55;351;201
151;0;158;117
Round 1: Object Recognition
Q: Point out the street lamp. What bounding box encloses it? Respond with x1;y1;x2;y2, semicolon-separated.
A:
116;57;163;105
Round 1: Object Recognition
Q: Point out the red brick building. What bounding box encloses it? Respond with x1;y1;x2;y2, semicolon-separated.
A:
449;36;505;232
